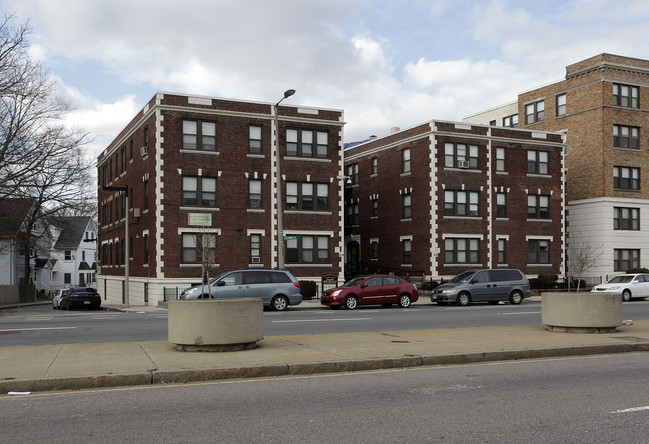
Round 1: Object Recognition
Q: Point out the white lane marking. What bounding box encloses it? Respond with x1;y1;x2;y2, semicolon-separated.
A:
0;327;77;332
611;406;649;414
272;318;372;323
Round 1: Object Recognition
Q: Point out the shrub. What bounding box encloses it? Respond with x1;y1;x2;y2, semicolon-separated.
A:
627;267;649;274
299;280;317;299
538;274;558;289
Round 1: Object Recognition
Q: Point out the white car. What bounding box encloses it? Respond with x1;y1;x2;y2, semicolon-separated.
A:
52;289;70;309
591;274;649;302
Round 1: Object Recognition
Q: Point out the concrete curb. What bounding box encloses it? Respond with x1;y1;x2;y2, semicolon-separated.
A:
3;342;648;394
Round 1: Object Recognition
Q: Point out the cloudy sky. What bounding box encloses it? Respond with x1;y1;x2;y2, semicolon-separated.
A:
3;0;649;158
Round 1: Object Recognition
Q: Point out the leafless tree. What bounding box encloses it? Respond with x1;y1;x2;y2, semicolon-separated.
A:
195;229;219;297
0;15;94;282
570;234;604;292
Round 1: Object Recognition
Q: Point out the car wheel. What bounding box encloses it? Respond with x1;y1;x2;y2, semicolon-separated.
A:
271;295;289;311
509;290;523;305
457;292;471;306
398;294;412;308
622;289;632;302
344;296;358;310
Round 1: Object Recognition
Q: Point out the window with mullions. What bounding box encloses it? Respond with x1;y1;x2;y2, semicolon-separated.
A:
286;182;329;211
371;158;378;175
286;129;329;158
444;238;480;264
183;120;216;150
249;180;262;209
556;93;566;116
183;176;217;207
528;195;549;219
402;239;411;264
614;248;640;271
444;190;479;216
346;163;358;185
527;150;549;174
614;125;639;149
614;166;640;190
445;143;479;169
503;114;518;128
286;235;329;263
402;194;411;219
497;239;506;264
614;207;640;230
371;241;378;260
526;100;544;124
402;149;411;173
250;234;261;262
528;239;549;264
249;126;262;154
181;233;217;264
496;193;507;218
371;198;378;217
495;147;506;172
347;203;358;226
613;83;639;108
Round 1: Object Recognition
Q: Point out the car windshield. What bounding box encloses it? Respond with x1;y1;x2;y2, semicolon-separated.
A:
449;271;477;283
607;275;634;284
341;277;367;287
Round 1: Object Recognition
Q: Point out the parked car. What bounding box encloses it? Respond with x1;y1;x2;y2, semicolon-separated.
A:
52;289;70;310
179;269;302;311
431;269;531;306
591;273;649;301
321;275;419;310
60;287;102;310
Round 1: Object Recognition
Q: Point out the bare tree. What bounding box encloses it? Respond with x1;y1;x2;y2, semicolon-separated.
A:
0;15;94;282
195;229;219;297
570;235;604;292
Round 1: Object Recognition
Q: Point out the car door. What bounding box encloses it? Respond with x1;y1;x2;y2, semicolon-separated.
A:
468;270;491;302
212;271;246;299
380;276;402;303
636;274;649;297
243;270;274;304
357;276;384;305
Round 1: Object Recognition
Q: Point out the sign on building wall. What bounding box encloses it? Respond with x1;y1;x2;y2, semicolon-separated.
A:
188;213;212;226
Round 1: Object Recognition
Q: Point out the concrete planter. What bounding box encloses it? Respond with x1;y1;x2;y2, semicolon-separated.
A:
168;299;264;351
541;291;623;333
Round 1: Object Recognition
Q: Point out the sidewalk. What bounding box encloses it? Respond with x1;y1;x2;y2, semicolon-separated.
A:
2;306;649;394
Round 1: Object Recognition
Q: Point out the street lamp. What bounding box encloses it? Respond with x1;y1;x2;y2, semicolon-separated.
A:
275;89;295;269
102;185;129;308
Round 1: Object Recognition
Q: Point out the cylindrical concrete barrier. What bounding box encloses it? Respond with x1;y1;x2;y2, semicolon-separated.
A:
168;299;264;351
541;291;623;333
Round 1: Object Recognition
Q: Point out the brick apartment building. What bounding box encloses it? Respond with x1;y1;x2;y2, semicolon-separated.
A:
465;54;649;284
97;92;345;306
343;121;565;281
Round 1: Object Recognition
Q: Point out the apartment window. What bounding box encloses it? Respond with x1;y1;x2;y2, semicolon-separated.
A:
614;207;640;230
316;131;329;158
347;202;358;226
102;244;108;265
525;100;545;124
346;163;358;185
82;251;86;261
285;129;328;158
402;239;412;264
556;93;566;116
121;194;127;219
528;195;550;219
286;182;328;211
249;179;262;209
65;250;72;261
144;126;149;147
445;238;480;264
182;120;216;150
614;125;639;149
120;146;126;173
503;114;518;128
143;180;149;210
402;149;411;173
614;249;640;271
182;233;217;264
527;150;549;174
613;83;639;108
495;147;506;172
371;198;378;217
444;190;479;217
370;241;378;260
371;158;377;175
249;125;262;154
286;235;329;263
143;234;149;264
496;193;507;218
402;194;411;219
250;234;261;263
445;143;479;169
182;176;217;207
614;166;640;190
497;239;507;264
129;139;133;159
528;239;550;264
64;273;71;284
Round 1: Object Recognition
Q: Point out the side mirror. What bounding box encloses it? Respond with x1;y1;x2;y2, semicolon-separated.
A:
217;281;226;287
361;283;368;288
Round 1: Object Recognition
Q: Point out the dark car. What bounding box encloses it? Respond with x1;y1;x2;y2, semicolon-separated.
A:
60;287;102;310
321;275;419;309
431;269;530;306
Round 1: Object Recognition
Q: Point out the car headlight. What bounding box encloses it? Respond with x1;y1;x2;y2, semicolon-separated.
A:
183;287;198;295
441;289;457;294
332;290;342;297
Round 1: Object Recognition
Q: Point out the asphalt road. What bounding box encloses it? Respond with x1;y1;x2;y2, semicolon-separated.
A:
2;353;648;443
2;300;649;346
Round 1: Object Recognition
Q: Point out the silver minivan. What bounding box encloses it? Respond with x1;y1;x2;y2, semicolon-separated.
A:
179;269;303;311
431;269;531;306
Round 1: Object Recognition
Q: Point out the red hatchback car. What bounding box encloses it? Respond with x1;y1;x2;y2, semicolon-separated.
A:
321;275;419;309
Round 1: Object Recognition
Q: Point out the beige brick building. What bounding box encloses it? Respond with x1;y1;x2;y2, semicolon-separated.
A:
465;54;649;284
